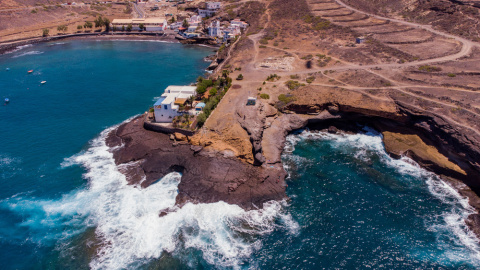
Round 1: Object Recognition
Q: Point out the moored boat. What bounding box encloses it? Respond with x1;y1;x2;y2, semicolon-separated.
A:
41;81;46;84
28;70;33;73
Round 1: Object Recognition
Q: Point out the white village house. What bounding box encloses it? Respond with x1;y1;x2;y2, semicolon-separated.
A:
208;19;247;41
111;18;168;31
230;18;248;29
208;20;222;38
206;1;221;10
198;1;222;18
198;9;216;18
153;86;196;123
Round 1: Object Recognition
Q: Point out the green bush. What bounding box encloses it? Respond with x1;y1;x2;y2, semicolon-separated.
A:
84;21;93;29
266;74;281;81
209;88;217;96
447;73;456;77
419;65;442;72
285;80;305;90
260;93;270;99
57;25;68;32
236;74;244;80
278;94;295;104
197;113;207;127
306;76;315;84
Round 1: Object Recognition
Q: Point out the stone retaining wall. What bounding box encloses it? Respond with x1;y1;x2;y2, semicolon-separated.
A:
143;117;195;136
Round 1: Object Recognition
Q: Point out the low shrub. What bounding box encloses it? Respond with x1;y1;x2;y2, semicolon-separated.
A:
419;65;442;72
285;80;305;90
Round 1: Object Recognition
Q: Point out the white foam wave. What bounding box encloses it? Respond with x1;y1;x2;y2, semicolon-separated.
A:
0;154;22;178
284;128;480;265
109;39;177;44
3;44;32;54
0;154;18;167
12;50;44;58
426;177;480;264
6;119;296;269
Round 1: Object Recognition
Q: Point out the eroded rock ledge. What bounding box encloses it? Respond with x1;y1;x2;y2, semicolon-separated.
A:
105;116;286;210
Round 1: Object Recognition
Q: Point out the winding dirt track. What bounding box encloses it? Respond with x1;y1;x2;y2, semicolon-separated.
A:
247;0;480;76
334;0;478;63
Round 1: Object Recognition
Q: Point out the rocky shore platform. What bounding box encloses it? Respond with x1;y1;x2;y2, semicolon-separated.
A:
105;115;286;210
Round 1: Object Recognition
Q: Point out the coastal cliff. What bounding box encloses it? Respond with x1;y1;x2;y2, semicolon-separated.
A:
106;0;480;239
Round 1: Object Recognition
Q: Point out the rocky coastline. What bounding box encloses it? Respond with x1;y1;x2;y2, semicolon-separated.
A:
104;90;480;236
105;115;286;210
4;25;480;239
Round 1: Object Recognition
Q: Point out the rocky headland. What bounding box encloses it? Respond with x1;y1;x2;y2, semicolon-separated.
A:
102;0;480;237
106;116;285;210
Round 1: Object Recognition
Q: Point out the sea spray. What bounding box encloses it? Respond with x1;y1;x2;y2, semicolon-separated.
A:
0;40;217;269
3;123;298;269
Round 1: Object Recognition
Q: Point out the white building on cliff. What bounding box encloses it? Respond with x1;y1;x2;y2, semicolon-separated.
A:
153;86;196;123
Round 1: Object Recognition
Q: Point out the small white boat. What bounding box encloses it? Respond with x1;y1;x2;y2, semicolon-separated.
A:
4;98;9;104
41;81;46;84
6;68;10;71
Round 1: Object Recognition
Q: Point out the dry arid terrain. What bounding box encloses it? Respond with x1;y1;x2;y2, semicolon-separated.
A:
187;0;480;223
0;0;206;43
0;0;131;42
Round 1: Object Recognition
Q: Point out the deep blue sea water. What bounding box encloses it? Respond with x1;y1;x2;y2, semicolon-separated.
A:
0;41;479;269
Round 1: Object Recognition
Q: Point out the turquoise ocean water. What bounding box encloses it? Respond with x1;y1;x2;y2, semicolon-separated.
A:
0;40;479;269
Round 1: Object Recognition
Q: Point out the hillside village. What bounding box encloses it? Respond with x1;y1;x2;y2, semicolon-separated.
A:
110;1;248;42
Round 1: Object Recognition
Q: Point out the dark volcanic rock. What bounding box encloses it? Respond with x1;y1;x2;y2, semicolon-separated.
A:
106;115;286;210
466;214;480;239
328;126;338;134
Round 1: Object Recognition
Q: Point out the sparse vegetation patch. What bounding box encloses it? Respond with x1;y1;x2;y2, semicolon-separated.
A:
285;80;305;90
419;65;442;72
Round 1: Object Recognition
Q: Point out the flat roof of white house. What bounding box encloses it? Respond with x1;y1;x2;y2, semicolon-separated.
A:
165;85;196;94
162;94;177;105
155;85;196;106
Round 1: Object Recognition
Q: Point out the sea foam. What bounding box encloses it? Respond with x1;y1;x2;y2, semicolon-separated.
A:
284;128;480;266
11;51;44;58
4;121;297;269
